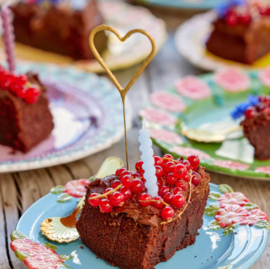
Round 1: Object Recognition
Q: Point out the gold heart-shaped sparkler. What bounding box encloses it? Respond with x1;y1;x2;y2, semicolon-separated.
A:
89;25;156;169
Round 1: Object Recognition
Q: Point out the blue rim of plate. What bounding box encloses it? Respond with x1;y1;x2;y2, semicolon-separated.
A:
127;0;217;10
15;182;269;269
0;62;132;173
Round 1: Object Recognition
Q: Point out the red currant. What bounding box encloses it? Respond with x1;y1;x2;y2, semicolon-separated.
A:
131;178;144;194
155;165;164;179
151;196;165;209
161;206;175;220
163;192;174;204
182;160;191;171
257;103;267;112
139;193;152;206
154;156;163;167
24;87;40;104
88;193;101;206
173;163;187;179
226;13;238;26
121;174;133;187
119;170;131;180
245;107;256;119
171;194;186;208
110;191;125;207
183;173;190;182
175;180;187;191
158;185;170;197
104;188;113;198
16;87;27;99
162;154;174;165
157;179;163;187
111;180;122;189
166;173;177;185
164;161;175;173
120;186;132;200
135;160;144;174
191;172;201;186
187;155;200;170
239;14;251;25
173;187;183;195
131;171;141;178
115;168;126;177
99;199;113;213
16;75;27;85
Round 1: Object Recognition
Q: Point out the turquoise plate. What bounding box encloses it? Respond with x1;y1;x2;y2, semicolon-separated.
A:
127;0;217;10
14;182;269;269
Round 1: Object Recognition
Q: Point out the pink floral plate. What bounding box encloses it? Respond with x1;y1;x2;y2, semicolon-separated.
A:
0;62;132;173
10;179;269;269
139;67;270;180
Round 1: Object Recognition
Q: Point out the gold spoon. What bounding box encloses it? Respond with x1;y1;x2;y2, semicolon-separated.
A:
40;156;124;243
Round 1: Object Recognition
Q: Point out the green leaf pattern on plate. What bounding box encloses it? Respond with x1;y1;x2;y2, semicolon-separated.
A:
255;220;270;231
208;220;221;230
44;243;58;251
205;204;220;216
244;203;259;210
10;230;27;241
218;184;234;194
223;223;239;236
209;192;221;201
57;193;72;203
50;185;65;194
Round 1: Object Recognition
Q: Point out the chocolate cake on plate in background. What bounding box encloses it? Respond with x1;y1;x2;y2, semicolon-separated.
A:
206;0;270;64
0;66;54;153
11;0;108;60
77;154;210;269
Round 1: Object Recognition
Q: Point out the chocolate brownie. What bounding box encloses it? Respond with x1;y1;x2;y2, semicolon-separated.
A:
241;102;270;160
0;73;54;153
77;167;210;269
11;0;108;60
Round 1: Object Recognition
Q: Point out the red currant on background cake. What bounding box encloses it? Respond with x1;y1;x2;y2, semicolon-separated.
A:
187;155;200;170
88;193;101;206
99;199;113;213
139;193;152;206
161;206;175;220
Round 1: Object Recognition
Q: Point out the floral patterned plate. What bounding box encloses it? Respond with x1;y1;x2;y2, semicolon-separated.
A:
127;0;217;10
174;11;270;71
12;181;269;269
0;1;167;73
139;67;270;180
0;62;132;173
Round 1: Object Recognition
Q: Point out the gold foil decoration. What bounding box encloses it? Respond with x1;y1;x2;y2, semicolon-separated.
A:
89;25;156;169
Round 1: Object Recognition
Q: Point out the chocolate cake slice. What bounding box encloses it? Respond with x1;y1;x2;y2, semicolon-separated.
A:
206;2;270;64
0;70;54;153
77;155;210;269
240;96;270;160
11;0;108;60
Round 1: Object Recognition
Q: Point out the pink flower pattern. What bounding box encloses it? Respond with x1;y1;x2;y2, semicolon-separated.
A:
150;92;186;112
150;129;183;145
64;179;90;198
240;209;268;226
174;76;211;100
213;160;249;170
219;192;249;207
170;146;211;160
10;238;64;269
215;205;249;228
255;166;270;174
214;68;250;92
139;108;176;126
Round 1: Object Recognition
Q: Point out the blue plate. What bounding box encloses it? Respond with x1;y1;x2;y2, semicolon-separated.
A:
16;183;269;269
127;0;217;10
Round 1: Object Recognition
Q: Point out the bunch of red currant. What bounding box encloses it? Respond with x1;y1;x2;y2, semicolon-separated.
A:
88;154;201;222
88;168;145;213
0;66;40;104
138;154;201;221
245;95;270;119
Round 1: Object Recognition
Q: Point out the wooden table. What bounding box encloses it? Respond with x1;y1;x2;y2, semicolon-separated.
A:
0;8;269;269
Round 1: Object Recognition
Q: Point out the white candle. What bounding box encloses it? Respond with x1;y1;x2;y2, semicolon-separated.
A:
138;118;158;197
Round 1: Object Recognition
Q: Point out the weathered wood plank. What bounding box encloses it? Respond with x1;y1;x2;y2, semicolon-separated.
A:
0;174;25;269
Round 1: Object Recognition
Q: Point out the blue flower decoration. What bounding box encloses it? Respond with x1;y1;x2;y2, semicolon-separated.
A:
230;95;259;120
216;0;247;18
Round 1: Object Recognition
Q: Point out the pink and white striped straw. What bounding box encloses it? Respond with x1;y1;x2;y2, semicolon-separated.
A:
1;4;15;73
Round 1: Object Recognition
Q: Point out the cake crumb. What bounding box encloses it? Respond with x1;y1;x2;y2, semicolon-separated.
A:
80;246;84;249
195;256;197;258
